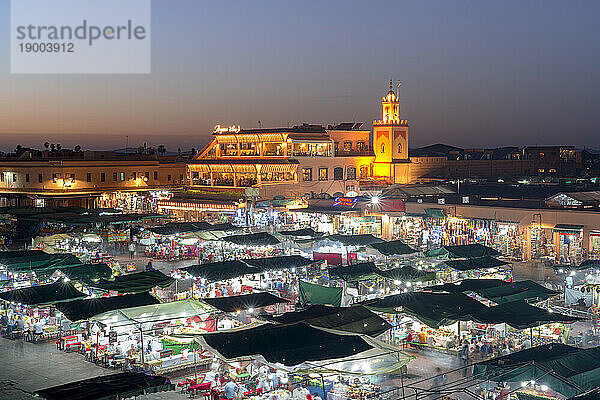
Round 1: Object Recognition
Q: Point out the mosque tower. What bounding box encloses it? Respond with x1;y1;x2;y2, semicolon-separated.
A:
373;80;410;183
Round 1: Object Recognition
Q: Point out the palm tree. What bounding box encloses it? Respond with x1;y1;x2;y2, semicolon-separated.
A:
50;144;55;151
157;145;166;155
56;144;62;151
44;142;50;150
74;145;81;152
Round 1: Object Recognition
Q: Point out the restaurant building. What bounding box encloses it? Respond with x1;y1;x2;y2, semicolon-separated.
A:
187;122;375;199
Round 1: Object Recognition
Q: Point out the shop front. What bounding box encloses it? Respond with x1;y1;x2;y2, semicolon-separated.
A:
553;224;584;263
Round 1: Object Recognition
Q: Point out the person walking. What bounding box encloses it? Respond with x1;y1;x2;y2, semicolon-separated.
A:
459;341;470;377
431;367;446;399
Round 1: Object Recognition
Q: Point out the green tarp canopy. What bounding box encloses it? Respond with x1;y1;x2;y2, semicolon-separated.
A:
0;280;86;305
182;257;313;282
0;250;83;272
244;256;314;272
148;222;211;235
263;304;391;337
148;222;237;236
58;263;113;281
278;228;323;237
23;212;164;226
87;271;175;294
203;292;288;313
440;256;509;271
361;292;487;328
196;322;413;375
569;388;600;400
222;232;281;246
476;280;560;304
368;240;417;256
180;261;258;282
325;234;384;246
328;262;381;282
426;279;509;293
577;260;600;270
425;244;502;259
298;280;343;307
56;292;160;322
34;372;175;400
470;300;583;329
472;344;600;398
378;266;436;282
328;263;435;283
91;299;214;328
424;208;445;218
201;322;372;366
553;224;584;233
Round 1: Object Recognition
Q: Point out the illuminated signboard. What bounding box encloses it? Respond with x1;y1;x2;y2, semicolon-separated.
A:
213;124;241;134
332;197;358;207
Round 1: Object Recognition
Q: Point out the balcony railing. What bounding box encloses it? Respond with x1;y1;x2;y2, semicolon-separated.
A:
334;150;374;157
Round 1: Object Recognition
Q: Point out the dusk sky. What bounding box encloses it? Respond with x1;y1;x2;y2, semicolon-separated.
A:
1;0;599;151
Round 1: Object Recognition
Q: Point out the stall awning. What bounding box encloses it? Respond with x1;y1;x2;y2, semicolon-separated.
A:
148;221;237;236
426;278;510;293
56;292;160;322
34;372;175;400
475;280;560;304
180;261;258;282
578;259;600;270
328;263;435;283
87;271;175;294
195;322;413;375
328;262;381;282
221;232;281;246
553;224;585;233
58;263;113;281
424;208;445;218
361;292;487;328
472;344;600;398
424;244;502;259
325;234;384;246
244;255;314;272
368;240;417;256
440;256;509;271
378;266;436;282
298;281;343;307
201;322;372;366
90;299;214;327
203;292;288;313
264;305;391;337
278;228;323;238
470;300;583;329
0;250;83;273
0;280;86;305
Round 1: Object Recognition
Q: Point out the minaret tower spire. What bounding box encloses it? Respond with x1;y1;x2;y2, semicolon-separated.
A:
372;80;410;182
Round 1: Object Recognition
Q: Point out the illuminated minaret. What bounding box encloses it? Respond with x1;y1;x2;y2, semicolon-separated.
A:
373;80;410;182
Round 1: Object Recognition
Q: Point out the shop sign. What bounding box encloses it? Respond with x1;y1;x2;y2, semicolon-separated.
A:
109;331;117;344
213;124;241;134
333;197;358;207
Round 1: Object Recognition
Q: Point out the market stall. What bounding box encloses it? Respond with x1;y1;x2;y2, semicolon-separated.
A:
34;372;175;400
